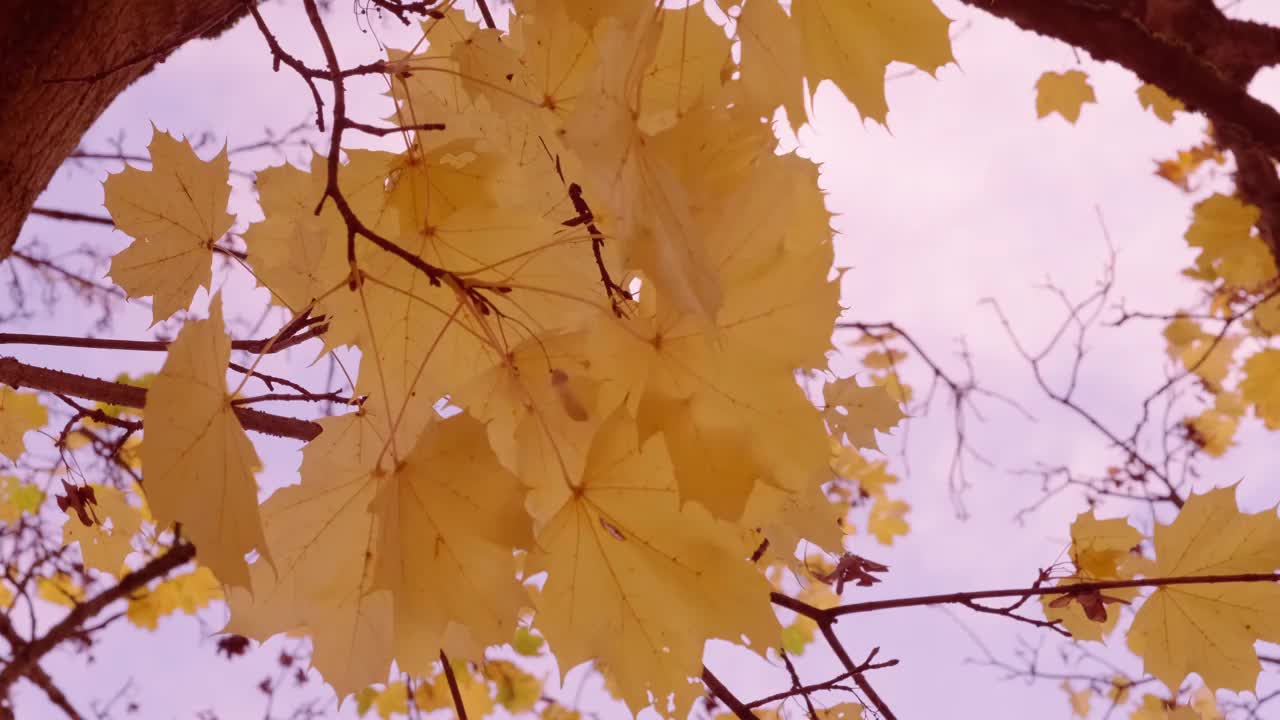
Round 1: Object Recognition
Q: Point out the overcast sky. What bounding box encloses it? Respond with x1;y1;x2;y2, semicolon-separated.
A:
8;0;1280;718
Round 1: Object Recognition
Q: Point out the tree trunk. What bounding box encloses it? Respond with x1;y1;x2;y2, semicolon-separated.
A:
0;0;253;261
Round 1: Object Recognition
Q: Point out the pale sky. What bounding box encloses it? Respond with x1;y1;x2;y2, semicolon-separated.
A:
7;1;1280;718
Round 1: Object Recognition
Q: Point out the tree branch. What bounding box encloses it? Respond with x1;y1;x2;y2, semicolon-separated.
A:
0;542;196;697
819;624;897;720
0;356;322;441
701;666;758;720
439;650;469;720
958;1;1280;155
773;571;1280;622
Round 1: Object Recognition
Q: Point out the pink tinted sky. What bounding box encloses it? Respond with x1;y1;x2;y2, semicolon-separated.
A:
8;0;1280;717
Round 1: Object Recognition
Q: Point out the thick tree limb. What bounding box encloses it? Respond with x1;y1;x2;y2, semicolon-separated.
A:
0;356;322;441
0;615;83;719
0;0;256;260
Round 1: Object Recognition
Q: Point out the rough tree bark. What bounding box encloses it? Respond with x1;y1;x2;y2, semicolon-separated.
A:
0;0;254;261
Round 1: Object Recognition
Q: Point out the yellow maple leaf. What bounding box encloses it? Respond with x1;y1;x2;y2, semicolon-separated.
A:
484;659;542;713
1137;83;1184;124
1154;142;1224;191
1184;194;1274;287
167;567;223;614
1191;686;1224;720
862;349;906;369
1127;486;1280;692
1041;512;1142;640
829;443;898;498
735;0;807;126
414;662;495;718
1035;70;1096;124
541;705;583;720
104;128;234;324
223;419;395;695
1069;511;1142;579
824;376;905;450
455;332;603;523
530;409;777;714
792;0;953;124
371;414;533;674
245;150;397;317
635;3;732;133
1162;315;1239;392
0;475;44;523
227;412;529;692
816;703;862;719
0;388;46;462
127;581;180;631
637;389;767;521
742;475;846;567
36;573;84;608
561;22;721;323
507;1;598;127
868;497;909;545
61;484;141;576
1183;390;1244;457
376;682;408;719
1240;349;1280;429
139;294;267;589
780;581;838;656
1132;695;1199;720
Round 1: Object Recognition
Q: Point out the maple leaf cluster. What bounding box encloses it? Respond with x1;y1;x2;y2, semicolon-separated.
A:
58;0;941;713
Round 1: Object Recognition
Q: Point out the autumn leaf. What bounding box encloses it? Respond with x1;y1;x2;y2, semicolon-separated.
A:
735;0;807;126
485;659;542;713
816;703;863;720
792;0;954;124
370;413;533;674
1137;83;1184;124
0;476;44;523
1183;390;1245;457
1162;315;1239;392
1131;695;1198;720
867;497;910;545
414;661;495;718
0;388;46;462
140;294;267;589
127;568;222;630
1154;142;1224;191
512;626;545;656
529;408;778;714
1183;194;1274;287
1127;486;1280;692
104;127;234;324
244;150;397;317
1240;349;1280;429
61;484;141;576
1042;511;1142;641
227;411;530;691
824;376;905;450
36;574;84;608
223;411;396;695
1035;70;1096;124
